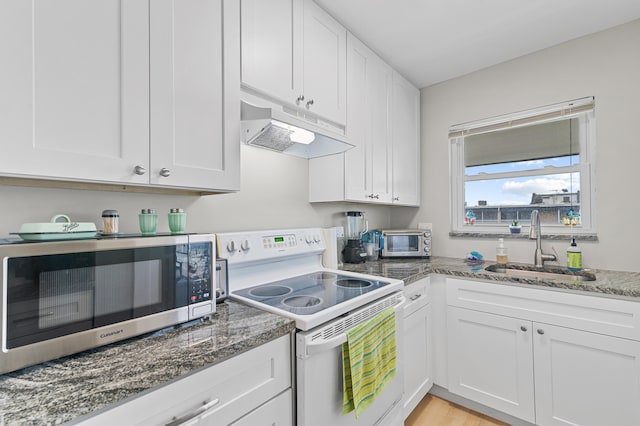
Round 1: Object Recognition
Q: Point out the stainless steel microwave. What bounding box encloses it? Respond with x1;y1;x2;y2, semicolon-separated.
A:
381;229;431;258
0;234;215;374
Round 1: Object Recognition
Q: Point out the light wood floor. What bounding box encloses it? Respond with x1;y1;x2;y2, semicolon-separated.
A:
405;395;510;426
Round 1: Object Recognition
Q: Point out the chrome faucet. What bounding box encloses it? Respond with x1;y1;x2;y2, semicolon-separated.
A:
529;210;557;268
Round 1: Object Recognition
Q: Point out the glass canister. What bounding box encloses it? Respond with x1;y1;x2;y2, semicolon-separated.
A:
139;209;158;236
101;210;119;235
168;208;187;234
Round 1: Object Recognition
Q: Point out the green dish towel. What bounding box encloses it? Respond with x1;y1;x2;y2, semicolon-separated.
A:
342;307;397;417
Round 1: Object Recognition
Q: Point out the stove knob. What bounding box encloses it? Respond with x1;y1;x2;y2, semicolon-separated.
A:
313;234;321;243
241;240;251;251
226;240;237;253
305;235;313;244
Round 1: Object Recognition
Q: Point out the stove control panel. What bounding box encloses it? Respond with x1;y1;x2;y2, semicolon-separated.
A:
217;228;325;264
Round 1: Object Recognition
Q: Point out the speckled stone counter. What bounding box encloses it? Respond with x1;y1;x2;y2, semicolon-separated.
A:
0;301;294;425
341;256;640;300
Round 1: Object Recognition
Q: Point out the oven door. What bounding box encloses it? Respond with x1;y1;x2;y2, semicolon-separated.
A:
295;293;405;426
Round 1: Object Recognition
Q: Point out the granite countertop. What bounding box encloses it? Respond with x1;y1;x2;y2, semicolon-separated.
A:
0;301;295;425
341;256;640;300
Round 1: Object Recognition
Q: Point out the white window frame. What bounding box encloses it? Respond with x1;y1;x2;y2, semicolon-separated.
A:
449;97;596;236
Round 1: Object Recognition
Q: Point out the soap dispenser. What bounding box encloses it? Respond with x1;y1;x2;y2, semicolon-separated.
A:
567;238;582;271
496;238;508;264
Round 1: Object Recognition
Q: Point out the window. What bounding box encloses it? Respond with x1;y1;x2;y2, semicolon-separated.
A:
450;97;595;235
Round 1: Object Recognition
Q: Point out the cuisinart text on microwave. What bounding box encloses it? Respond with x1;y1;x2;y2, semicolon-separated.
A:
0;234;215;374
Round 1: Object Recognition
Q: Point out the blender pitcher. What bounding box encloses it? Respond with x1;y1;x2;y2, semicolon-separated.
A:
343;211;368;263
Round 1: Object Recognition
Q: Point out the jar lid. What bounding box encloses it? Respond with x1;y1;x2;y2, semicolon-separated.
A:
141;208;157;214
170;208;184;213
102;210;119;217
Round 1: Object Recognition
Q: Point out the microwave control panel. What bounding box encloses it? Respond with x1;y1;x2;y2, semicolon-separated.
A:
177;241;213;304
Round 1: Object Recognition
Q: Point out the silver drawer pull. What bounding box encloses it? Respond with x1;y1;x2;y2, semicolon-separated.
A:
165;399;220;426
409;294;422;301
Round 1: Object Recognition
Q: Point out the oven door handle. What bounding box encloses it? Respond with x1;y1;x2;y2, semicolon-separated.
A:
302;333;348;358
298;295;405;359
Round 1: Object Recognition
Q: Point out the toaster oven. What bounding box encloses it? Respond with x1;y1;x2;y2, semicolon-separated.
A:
381;229;431;258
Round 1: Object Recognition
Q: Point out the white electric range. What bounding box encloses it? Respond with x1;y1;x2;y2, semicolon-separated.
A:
217;228;405;426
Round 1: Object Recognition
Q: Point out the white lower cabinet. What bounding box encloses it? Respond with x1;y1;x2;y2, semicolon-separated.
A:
79;335;292;425
447;307;535;422
533;323;640;426
402;278;433;419
446;278;640;426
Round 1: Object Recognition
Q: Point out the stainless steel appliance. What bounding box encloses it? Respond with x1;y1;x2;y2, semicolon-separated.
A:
217;228;405;426
381;229;431;258
343;211;368;264
0;234;215;374
215;258;228;302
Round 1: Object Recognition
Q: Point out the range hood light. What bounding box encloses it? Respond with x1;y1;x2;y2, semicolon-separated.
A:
271;120;316;145
240;100;353;159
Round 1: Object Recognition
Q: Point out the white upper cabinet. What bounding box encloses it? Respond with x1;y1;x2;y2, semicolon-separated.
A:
309;32;421;207
391;72;421;206
240;0;346;126
150;0;240;191
0;0;240;192
344;33;393;203
0;0;150;185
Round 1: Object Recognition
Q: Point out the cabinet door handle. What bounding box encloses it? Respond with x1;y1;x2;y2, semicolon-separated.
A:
520;326;528;332
134;165;147;175
165;399;220;426
296;95;305;105
537;329;545;335
394;196;399;201
306;99;314;108
160;168;171;177
409;293;422;301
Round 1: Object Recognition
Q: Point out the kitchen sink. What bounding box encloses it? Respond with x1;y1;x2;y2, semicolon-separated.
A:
484;264;596;282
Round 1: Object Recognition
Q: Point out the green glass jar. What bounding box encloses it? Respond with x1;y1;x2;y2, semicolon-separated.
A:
168;208;186;234
139;209;158;236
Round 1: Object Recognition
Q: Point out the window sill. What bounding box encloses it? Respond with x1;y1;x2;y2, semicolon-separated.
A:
449;230;598;241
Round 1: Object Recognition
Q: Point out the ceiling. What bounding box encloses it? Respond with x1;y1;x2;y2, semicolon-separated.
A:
314;0;640;89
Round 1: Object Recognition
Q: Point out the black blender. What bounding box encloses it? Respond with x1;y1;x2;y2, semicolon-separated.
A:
342;211;367;263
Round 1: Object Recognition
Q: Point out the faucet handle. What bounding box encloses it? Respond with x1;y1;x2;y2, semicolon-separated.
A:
550;245;559;263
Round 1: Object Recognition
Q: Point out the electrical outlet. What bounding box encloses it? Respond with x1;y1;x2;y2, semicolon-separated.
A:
418;222;432;230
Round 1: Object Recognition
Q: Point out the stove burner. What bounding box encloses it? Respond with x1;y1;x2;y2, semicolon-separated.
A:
310;272;338;282
248;285;292;298
282;295;324;314
335;279;373;289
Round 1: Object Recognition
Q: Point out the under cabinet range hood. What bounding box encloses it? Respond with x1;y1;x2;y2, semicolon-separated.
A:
240;101;353;158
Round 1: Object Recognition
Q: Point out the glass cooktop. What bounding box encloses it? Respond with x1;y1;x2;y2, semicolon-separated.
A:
232;271;391;315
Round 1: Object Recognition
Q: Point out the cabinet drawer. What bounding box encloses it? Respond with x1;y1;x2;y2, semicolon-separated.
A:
404;278;429;317
446;278;640;341
80;334;292;425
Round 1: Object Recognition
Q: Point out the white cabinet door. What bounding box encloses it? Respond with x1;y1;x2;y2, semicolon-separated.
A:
344;33;392;203
150;0;240;191
302;0;346;125
0;0;149;185
533;323;640;426
240;0;345;126
447;307;535;423
403;280;432;419
240;0;303;104
391;72;420;206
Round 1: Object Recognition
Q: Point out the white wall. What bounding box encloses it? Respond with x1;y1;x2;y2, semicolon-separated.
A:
392;18;640;272
0;145;391;238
